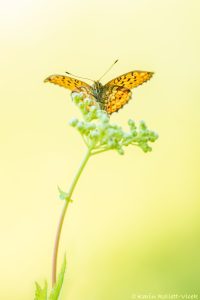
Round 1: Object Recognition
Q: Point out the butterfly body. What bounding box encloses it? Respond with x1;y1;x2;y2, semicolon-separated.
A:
91;81;104;101
44;70;153;114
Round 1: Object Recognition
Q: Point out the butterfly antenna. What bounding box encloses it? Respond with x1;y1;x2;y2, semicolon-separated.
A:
65;71;94;82
98;59;119;81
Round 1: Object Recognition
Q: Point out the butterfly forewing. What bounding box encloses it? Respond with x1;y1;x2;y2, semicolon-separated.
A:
105;71;153;90
44;75;91;91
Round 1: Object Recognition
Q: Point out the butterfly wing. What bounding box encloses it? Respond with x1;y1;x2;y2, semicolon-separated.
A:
101;70;153;114
101;85;132;114
44;75;91;92
105;71;153;89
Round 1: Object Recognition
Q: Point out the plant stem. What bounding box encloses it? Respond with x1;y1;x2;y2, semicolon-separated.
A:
52;148;92;287
91;148;110;155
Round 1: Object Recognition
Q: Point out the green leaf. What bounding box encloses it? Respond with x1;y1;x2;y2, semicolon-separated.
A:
34;281;48;300
49;255;67;300
57;186;69;201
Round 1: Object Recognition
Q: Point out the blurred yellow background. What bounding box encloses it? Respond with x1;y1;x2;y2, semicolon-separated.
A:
0;0;200;299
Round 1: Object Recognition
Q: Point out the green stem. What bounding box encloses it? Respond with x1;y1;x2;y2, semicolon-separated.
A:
91;148;110;155
52;148;92;287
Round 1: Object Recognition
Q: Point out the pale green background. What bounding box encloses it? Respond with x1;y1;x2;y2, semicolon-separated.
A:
0;0;200;299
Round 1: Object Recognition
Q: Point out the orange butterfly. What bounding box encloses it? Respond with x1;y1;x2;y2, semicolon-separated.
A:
44;67;153;115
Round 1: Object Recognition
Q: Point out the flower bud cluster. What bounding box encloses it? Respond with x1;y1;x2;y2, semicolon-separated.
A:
69;92;158;155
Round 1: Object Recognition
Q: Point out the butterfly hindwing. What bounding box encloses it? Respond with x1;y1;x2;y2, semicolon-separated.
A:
44;75;91;91
105;71;153;90
102;85;132;114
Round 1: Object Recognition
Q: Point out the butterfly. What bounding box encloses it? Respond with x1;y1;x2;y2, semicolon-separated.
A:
44;70;153;114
